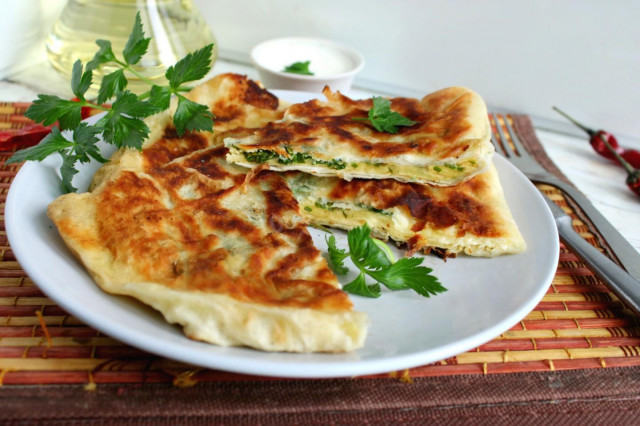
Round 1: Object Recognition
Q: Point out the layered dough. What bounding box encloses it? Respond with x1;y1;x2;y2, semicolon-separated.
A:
225;86;494;186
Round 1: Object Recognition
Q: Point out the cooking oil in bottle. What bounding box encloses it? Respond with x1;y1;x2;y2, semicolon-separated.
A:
46;0;217;95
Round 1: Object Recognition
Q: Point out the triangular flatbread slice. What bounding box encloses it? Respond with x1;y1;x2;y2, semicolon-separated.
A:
224;87;494;186
47;74;368;353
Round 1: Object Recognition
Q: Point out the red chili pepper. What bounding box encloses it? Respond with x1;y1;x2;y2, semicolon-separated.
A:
552;107;640;169
621;149;640;168
627;171;640;197
594;131;640;197
0;98;108;151
553;107;640;198
0;123;53;150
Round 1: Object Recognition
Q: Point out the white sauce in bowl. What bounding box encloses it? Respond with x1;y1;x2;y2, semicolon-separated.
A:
251;37;364;91
252;38;363;77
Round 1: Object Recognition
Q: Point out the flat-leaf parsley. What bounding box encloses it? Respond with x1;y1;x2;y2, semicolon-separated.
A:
353;96;417;134
283;60;314;76
326;224;446;298
6;12;215;192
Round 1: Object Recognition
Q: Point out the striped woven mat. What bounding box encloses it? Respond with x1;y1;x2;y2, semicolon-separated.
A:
1;102;639;387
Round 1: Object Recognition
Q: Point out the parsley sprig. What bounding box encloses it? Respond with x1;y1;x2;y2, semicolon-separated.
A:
283;60;314;76
6;12;215;192
326;224;446;298
353;96;417;134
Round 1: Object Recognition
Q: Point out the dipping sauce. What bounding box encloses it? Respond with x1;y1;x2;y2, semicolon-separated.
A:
251;37;364;92
257;40;356;76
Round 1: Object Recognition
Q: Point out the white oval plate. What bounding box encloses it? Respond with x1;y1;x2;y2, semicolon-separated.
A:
5;90;558;378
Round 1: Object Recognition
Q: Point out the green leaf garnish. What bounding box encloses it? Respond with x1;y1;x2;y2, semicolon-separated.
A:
148;85;172;110
7;11;215;193
122;12;150;65
353;96;418;134
173;97;214;136
326;234;350;275
97;90;157;149
326;224;446;298
167;44;214;88
70;60;93;101
5;123;107;193
343;273;381;298
24;95;83;130
97;69;127;105
70;122;106;163
5;127;73;164
60;154;80;193
283;60;314;75
86;40;116;71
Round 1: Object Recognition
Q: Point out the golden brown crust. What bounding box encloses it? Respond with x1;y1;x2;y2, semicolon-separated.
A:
91;161;348;310
254;88;479;158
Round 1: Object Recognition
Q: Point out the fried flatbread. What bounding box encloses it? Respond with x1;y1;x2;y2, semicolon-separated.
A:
284;163;526;257
48;74;368;353
224;86;493;186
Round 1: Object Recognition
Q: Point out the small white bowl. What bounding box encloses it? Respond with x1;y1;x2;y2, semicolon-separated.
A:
250;37;364;93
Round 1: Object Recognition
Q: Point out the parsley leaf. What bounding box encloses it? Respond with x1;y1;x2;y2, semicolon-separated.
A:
86;40;116;71
8;11;216;193
343;273;381;298
24;95;83;130
58;123;105;192
70;122;106;163
97;90;158;149
70;60;93;100
283;61;314;75
166;44;214;89
326;234;350;275
60;154;80;193
122;12;150;65
148;85;172;110
348;224;392;272
368;257;446;297
97;69;127;104
6;124;107;192
326;224;446;298
353;96;418;134
173;96;214;136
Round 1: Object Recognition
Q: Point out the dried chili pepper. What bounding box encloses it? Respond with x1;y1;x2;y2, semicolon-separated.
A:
0;123;52;151
0;98;103;152
595;131;640;197
553;107;640;197
553;106;640;169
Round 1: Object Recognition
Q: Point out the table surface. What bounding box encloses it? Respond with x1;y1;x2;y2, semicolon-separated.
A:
2;57;640;424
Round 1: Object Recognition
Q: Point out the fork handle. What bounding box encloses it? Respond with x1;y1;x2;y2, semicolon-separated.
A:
533;174;640;282
556;213;640;316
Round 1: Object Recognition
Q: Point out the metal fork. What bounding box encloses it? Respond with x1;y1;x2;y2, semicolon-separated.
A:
491;113;640;314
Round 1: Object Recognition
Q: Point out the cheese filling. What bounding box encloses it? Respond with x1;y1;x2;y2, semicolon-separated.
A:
227;146;484;184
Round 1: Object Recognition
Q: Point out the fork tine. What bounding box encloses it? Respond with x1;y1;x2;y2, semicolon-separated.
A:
489;113;511;157
502;113;528;157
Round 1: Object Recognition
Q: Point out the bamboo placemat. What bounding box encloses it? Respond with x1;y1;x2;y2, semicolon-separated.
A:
1;103;639;388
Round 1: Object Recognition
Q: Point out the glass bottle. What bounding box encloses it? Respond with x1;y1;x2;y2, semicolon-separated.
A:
46;0;217;94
